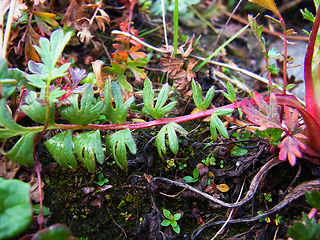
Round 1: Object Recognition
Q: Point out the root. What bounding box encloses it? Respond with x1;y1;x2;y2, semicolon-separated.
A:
151;157;282;208
192;179;320;239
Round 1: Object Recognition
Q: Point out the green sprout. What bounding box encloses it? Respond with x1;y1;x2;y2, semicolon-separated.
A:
161;209;182;234
93;173;109;186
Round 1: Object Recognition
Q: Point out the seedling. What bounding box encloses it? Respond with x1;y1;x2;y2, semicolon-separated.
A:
161;209;182;234
183;168;199;183
93;173;109;186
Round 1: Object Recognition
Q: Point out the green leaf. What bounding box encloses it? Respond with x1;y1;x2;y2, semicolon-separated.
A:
34;29;72;73
193;167;199;179
21;90;55;124
305;190;320;209
33;204;50;216
223;81;236;103
301;8;315;22
73;130;104;172
49;62;71;82
183;176;197;183
192;79;214;110
32;224;74;240
163;209;172;219
174;213;182;221
6;131;38;166
143;78;176;119
155;122;187;158
172;224;180;234
161;219;171;226
214;108;234;116
288;213;320;240
44;131;77;169
0;99;29;139
0;178;32;240
102;79;134;124
268;47;281;58
210;114;229;140
105;129;137;170
230;146;248;156
167;124;179;155
59;86;104;126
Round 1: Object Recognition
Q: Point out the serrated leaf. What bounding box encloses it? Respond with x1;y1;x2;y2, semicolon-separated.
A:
34;29;72;73
59;86;103;126
268;47;281;58
105;129;136;170
49;62;71;82
44;131;77;169
102;79;134;124
73;130;104;172
301;8;315;22
6;131;38;166
242;92;281;131
0;178;32;240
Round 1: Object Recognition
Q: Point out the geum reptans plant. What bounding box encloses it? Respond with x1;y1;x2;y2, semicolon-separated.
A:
2;0;320;180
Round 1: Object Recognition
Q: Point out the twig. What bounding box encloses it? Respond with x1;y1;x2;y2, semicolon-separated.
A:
212;0;243;51
210;177;246;240
2;0;17;59
192;179;320;238
110;30;305;105
151;157;282;208
225;12;309;42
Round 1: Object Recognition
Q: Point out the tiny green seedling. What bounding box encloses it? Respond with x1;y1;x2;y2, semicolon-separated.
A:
161;209;182;234
183;168;199;183
93;173;109;186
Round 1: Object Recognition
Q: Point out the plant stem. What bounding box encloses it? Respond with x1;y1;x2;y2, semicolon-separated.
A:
173;0;178;55
1;0;16;59
304;4;320;120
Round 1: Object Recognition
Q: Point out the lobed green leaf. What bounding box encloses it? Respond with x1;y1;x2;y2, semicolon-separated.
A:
102;79;134;124
44;130;77;169
59;86;104;126
105;129;137;170
143;78;176;119
73;130;104;172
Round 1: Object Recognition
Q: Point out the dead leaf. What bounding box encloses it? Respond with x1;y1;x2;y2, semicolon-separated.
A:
216;183;230;192
92;60;105;89
0;0;27;24
0;157;20;179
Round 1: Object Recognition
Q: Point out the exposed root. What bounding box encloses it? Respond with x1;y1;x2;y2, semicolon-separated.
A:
191;179;320;239
151;157;282;208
